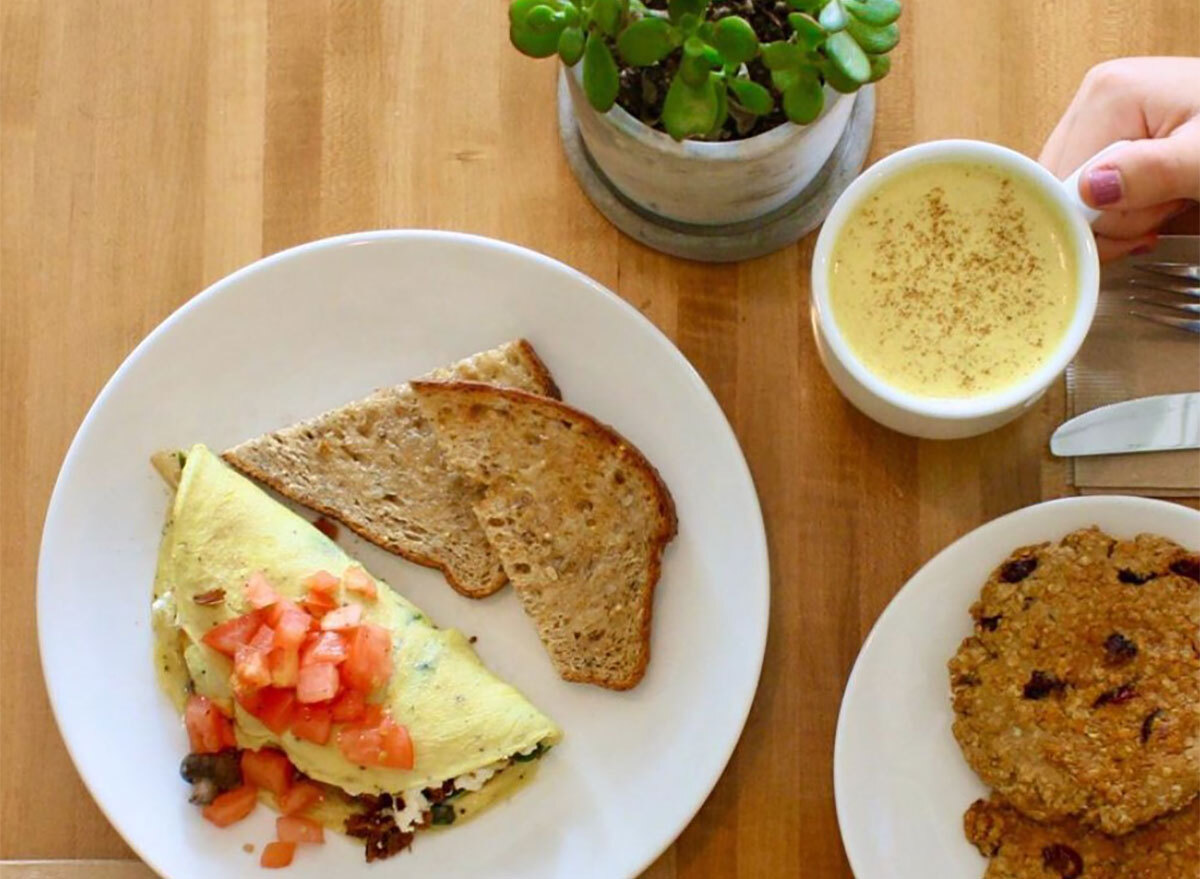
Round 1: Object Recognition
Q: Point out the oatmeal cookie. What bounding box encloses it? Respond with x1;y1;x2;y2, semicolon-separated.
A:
964;795;1198;878
948;527;1199;834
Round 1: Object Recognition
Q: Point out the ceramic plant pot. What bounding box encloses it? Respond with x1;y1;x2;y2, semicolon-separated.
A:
565;63;856;226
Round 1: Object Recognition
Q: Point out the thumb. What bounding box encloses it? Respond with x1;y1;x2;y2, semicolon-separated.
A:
1081;122;1200;211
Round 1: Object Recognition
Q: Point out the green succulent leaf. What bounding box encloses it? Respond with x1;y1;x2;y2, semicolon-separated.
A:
825;29;870;83
558;26;586;64
787;12;826;49
821;58;861;92
842;0;901;26
616;17;675;65
771;66;799;93
509;0;545;25
783;74;824;124
510;20;564;57
561;3;581;26
582;31;620;111
667;0;709;25
708;79;729;136
591;0;622;37
710;15;758;66
866;51;891;82
679;41;713;86
786;0;823;11
525;4;561;31
728;78;774;115
845;17;899;53
761;40;805;71
818;0;849;32
662;71;719;140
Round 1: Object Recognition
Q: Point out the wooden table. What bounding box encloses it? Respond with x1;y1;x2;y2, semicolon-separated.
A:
2;1;1196;876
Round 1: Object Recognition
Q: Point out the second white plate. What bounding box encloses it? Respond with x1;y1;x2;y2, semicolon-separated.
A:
834;495;1200;877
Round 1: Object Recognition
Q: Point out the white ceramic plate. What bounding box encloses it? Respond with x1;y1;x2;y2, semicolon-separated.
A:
38;231;769;879
833;496;1200;877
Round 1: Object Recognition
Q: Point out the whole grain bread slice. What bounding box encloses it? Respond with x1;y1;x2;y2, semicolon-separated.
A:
221;340;560;598
411;381;677;690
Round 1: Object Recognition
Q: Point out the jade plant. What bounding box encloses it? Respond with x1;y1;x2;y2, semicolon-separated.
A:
509;0;901;141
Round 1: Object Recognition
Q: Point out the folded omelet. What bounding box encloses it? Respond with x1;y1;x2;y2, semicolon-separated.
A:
151;445;561;857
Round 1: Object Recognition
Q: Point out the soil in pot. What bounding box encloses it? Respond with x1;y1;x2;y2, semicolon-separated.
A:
615;0;796;141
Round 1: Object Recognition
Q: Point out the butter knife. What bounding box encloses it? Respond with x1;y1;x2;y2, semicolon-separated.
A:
1051;392;1200;457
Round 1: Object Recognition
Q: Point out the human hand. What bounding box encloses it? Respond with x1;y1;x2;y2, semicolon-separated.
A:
1039;57;1200;262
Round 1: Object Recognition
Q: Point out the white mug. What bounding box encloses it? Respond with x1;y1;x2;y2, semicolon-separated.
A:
810;138;1123;440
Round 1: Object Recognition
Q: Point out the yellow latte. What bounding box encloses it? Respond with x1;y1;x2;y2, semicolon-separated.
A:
828;161;1078;398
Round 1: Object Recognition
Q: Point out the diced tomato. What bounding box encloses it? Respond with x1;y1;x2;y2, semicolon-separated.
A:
278;780;324;816
304;570;340;592
240;748;294;797
301;631;348;666
202;784;258;827
233;645;272;690
260;840;296;869
330;689;367;723
273;606;313;649
249;624;276;653
359;702;384;727
296;662;340;704
244;571;280;609
342;624;391;693
336;724;383;767
201;610;263;658
264;597;301;628
235;682;264;715
319;603;363;632
253;687;297;735
302;571;340;618
336;712;413;770
268;646;300;688
184;694;234;754
277;814;325;844
377;717;415;770
291;704;333;745
342;566;377;601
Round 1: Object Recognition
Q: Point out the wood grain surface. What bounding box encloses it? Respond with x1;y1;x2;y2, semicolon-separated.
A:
1;1;1196;876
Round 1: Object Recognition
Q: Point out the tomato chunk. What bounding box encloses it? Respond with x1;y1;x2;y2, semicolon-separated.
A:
336;713;414;770
342;624;392;693
342;566;377;601
278;780;324;816
291;704;333;745
233;644;272;691
377;717;415;770
301;631;348;666
240;748;294;798
319;603;363;632
268;646;300;688
249;624;276;653
277;814;325;844
273;606;313;650
252;687;297;735
301;571;340;618
184;694;234;754
330;688;366;723
202;784;258;827
260;840;296;868
244;572;280;609
296;662;340;704
201;611;263;658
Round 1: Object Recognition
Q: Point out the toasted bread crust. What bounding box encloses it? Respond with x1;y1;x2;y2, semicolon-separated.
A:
412;380;677;690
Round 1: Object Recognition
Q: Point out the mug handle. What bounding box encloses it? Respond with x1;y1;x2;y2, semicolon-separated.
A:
1060;139;1132;224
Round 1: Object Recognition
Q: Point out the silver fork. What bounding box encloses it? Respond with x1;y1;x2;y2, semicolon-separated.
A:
1129;262;1200;334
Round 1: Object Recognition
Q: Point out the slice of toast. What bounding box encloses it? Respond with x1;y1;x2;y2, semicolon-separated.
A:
221;341;560;598
411;381;677;690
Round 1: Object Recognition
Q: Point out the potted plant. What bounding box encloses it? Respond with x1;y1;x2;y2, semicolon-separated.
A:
509;0;901;226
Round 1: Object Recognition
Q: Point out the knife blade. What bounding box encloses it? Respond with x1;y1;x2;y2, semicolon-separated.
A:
1051;392;1200;457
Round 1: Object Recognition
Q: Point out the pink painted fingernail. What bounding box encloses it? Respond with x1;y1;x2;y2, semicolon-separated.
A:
1131;243;1155;256
1087;167;1123;206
